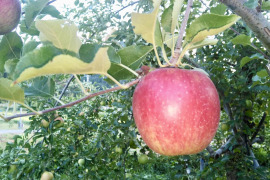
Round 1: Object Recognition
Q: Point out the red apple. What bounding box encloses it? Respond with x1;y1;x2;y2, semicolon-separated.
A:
0;0;21;35
132;68;220;156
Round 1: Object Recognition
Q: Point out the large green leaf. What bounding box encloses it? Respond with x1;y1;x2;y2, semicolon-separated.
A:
0;32;23;73
24;77;55;97
0;78;24;104
40;5;62;19
24;0;50;28
14;45;112;84
183;14;240;48
36;19;82;54
108;45;153;81
131;0;161;45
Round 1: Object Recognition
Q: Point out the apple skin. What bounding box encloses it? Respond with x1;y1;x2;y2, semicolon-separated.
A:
132;68;220;156
0;0;21;35
40;171;54;180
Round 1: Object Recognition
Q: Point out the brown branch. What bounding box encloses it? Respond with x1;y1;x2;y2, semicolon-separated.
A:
170;0;194;65
4;79;140;121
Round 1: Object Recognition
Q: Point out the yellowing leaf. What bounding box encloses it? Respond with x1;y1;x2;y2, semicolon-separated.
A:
36;19;82;53
0;78;24;104
184;39;218;51
183;14;240;47
131;0;161;44
14;47;111;84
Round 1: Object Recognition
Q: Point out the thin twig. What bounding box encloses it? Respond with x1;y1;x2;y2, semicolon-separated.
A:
170;0;194;65
114;1;140;14
54;75;74;107
250;112;267;142
5;79;140;121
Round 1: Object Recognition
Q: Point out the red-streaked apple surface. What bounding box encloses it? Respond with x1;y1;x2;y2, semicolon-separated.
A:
132;68;220;156
0;0;21;35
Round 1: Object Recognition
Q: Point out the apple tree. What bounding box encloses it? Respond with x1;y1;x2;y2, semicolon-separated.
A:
0;0;269;179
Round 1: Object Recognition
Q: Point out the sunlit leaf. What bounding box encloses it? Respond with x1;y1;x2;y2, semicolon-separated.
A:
36;19;82;53
131;0;161;45
0;78;24;104
183;14;240;48
14;46;111;83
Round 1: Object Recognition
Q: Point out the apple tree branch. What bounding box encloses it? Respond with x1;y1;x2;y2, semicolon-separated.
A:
220;0;270;52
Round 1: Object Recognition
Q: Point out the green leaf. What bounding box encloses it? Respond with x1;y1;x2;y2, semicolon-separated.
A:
244;0;258;9
210;4;227;15
183;14;240;48
22;41;40;56
36;19;82;53
240;54;264;68
14;46;112;83
0;32;23;73
20;22;40;36
108;45;153;81
262;1;270;10
161;0;183;33
40;5;62;19
161;5;173;33
24;77;55;97
231;34;251;46
24;0;50;28
131;0;161;45
4;59;19;80
0;78;24;104
257;69;268;78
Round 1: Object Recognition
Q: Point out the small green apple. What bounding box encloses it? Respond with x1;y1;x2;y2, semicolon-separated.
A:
77;135;84;141
40;171;54;180
8;165;17;173
245;100;252;108
54;117;64;128
115;146;122;154
125;173;132;178
221;123;229;132
138;154;148;164
41;120;50;128
78;159;85;167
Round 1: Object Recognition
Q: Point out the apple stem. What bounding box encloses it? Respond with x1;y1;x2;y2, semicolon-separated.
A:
170;0;194;65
